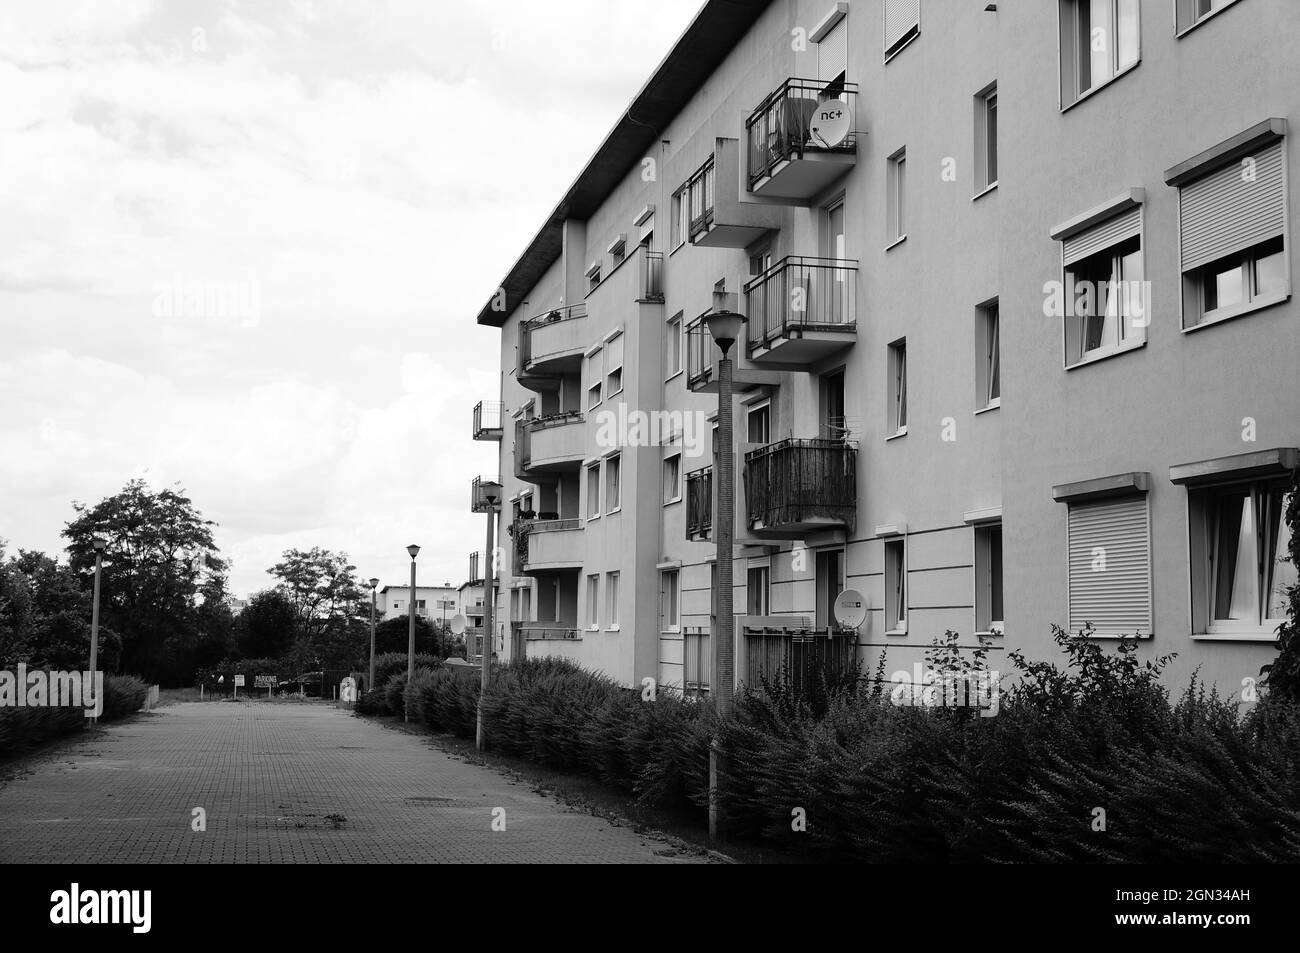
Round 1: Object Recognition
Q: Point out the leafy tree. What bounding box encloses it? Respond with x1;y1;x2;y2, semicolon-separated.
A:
62;479;226;683
373;614;440;656
0;546;122;671
269;547;364;644
1262;470;1300;701
235;589;299;659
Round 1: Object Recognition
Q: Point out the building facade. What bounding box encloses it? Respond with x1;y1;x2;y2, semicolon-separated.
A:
378;584;459;624
472;0;1299;697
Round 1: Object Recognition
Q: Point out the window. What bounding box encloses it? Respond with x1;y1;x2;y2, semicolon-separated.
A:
671;187;688;248
1059;0;1140;107
1057;201;1146;365
746;564;770;616
1066;495;1151;637
587;263;601;291
1170;130;1287;329
666;313;683;378
1176;0;1242;35
887;339;907;435
660;569;680;632
417;599;426;610
587;573;599;630
884;0;920;61
975;523;1004;635
746;401;770;445
606;453;621;512
663;453;682;504
887;147;906;243
975;84;998;193
1189;479;1294;637
683;630;710;697
977;300;1000;409
608;233;626;266
586;463;601;519
586;349;602;409
605;332;624;396
393;601;403;611
884;538;907;633
606;572;620;628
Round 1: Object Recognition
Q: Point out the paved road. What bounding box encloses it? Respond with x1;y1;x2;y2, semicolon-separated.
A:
0;702;708;863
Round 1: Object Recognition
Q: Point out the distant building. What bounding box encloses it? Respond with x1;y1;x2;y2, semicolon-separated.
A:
378;584;458;623
224;596;249;616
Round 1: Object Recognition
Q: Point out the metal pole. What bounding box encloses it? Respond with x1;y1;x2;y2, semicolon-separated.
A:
89;550;102;724
406;556;416;721
368;587;377;692
476;504;496;750
710;342;737;840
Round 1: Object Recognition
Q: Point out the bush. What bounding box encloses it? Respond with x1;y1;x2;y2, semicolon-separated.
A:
370;652;441;693
101;674;149;721
0;671;150;760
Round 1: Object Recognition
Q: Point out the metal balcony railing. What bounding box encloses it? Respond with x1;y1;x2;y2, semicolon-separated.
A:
743;438;857;530
746;78;859;187
742;622;858;694
639;249;664;303
686;465;712;539
686;155;715;242
467;551;484;584
470;475;503;514
685;315;717;389
513;621;581;642
745;256;857;356
472;400;504;440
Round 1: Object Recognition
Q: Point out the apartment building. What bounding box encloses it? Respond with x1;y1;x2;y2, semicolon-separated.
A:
471;0;1300;696
378;584;458;624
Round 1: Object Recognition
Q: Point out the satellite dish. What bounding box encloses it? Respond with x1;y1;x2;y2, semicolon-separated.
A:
810;99;852;148
833;589;868;630
450;614;466;635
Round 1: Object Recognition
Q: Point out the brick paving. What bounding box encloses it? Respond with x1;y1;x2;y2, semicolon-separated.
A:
0;702;709;863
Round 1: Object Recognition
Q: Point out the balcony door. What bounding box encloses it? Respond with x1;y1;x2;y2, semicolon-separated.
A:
749;245;775;345
820;369;846;439
821;200;848;325
815;548;845;629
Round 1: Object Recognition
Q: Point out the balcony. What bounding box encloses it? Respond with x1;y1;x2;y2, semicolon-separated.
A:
637;247;664;303
511;517;584;571
513;621;581;642
685;312;784;394
518;411;584;475
746;256;857;363
467;551;484;585
687;141;783;249
686;465;712;540
472;400;503;440
742;619;858;693
744;438;857;536
517;303;587;389
470;475;503;514
746;78;859;201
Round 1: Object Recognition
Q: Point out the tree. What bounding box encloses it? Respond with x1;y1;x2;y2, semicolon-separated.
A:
269;547;368;670
1262;470;1300;701
236;589;299;659
0;546;122;671
373;615;439;656
62;479;226;683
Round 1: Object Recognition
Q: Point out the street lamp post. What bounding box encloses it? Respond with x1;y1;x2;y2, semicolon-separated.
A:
442;581;450;658
367;577;379;692
473;479;502;752
405;544;420;721
702;294;746;842
89;537;107;724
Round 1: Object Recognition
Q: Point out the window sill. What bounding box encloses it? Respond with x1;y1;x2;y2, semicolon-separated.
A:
606;387;624;400
1065;337;1145;370
975;399;1000;416
885;627;908;636
972;181;998;202
1182;291;1290;334
661;627;681;636
665;369;684;385
606;507;621;516
883;27;920;64
1191;628;1280;643
1176;0;1243;38
605;625;621;633
885;234;907;252
663;496;682;507
886;427;908;442
975;625;1005;638
586;625;600;633
669;239;687;257
1060;60;1141;115
586;515;601;523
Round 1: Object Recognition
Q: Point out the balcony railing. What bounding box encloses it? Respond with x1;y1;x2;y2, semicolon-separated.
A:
746;78;859;189
472;400;504;440
467;551;484;584
513;621;581;642
742;622;858;694
685;315;717;389
518;303;587;379
686;155;716;242
744;438;857;532
686;465;712;539
639;248;664;303
517;411;583;474
514;419;531;477
510;517;582;569
745;256;857;357
470;475;503;514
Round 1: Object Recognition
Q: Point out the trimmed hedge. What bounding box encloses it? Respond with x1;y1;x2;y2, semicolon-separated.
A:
0;673;152;760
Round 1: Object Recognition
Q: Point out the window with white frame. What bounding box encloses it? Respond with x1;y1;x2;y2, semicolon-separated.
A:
977;299;1000;409
884;0;920;61
1066;495;1151;637
606;453;621;512
887;147;906;243
660;569;680;632
605;332;624;396
975;523;1004;635
606;572;620;628
746;564;770;616
663;452;682;504
1188;479;1294;637
666;313;683;378
1168;127;1288;330
887;339;907;435
884;537;907;633
672;187;688;248
586;349;602;409
1059;0;1140;108
1175;0;1241;36
1055;200;1146;365
975;84;998;192
586;573;599;630
683;630;710;697
586;463;601;519
746;401;770;445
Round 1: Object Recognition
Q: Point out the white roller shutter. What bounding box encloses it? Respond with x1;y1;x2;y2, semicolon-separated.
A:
1179;140;1285;272
818;17;847;81
884;0;920;56
1063;206;1142;265
1067;496;1151;638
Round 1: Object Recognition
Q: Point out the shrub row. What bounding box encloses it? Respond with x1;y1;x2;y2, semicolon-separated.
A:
0;673;152;760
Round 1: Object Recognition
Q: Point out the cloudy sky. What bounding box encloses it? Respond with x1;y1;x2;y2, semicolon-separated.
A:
0;0;700;597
